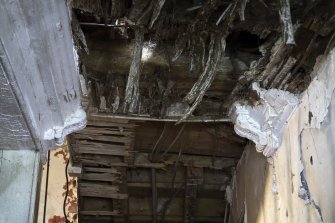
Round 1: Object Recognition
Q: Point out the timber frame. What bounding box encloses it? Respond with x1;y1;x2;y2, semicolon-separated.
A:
67;0;335;222
69;115;245;222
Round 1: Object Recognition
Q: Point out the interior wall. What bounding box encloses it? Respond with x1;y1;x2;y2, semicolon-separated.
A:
229;50;335;223
37;146;78;223
0;150;40;223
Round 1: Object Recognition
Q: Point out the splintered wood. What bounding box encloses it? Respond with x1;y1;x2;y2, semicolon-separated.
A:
124;27;144;113
279;0;295;45
69;118;241;222
177;36;225;124
75;0;335;121
69;117;135;222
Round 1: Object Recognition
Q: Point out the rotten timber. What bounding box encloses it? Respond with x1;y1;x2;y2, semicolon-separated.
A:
124;27;144;113
69;116;238;222
74;0;335;122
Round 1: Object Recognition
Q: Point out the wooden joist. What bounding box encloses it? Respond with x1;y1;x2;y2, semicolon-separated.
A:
77;127;134;136
184;167;203;223
84;167;121;174
80;191;128;199
81;173;121;182
80;182;119;193
79;158;128;167
75;152;237;170
80;182;128;199
80;210;119;216
71;118;233;223
87;120;137;128
73;143;130;156
73;134;133;144
74;146;129;156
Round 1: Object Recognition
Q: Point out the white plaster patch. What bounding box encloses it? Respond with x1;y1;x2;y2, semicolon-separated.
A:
231;83;298;156
303;51;335;129
44;108;86;146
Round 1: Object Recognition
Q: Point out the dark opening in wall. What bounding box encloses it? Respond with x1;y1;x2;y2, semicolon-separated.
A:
226;30;265;56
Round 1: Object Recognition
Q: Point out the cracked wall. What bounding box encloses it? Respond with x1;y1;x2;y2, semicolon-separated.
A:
229;49;335;223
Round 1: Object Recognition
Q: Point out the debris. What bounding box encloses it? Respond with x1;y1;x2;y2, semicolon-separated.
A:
124;27;144;113
279;0;295;45
239;0;249;21
177;35;225;124
216;4;232;26
149;0;166;29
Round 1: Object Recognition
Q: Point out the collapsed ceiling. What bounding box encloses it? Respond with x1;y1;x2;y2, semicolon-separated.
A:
66;0;335;222
71;0;335;120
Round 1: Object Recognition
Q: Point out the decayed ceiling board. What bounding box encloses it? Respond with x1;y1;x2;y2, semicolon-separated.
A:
71;0;335;125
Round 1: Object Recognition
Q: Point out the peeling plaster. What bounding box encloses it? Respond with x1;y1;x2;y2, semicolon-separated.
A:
302;52;335;129
44;108;86;146
229;49;335;223
231;83;298;156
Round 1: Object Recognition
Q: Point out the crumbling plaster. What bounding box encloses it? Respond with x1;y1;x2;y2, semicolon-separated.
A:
231;83;298;156
229;49;335;223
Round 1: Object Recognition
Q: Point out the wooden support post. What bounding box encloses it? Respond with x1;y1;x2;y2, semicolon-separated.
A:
113;167;128;223
151;168;157;223
184;167;203;223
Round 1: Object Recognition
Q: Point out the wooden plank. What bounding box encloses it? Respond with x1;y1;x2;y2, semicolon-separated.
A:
87;120;137;128
77;140;129;148
81;210;119;216
113;168;128;223
184;167;203;223
92;113;230;123
73;144;129;156
80;158;128;167
88;115;131;124
127;215;224;223
73;134;133;144
76;152;236;170
134;153;237;170
78;127;134;136
84;167;121;174
81;173;121;182
80;190;128;199
134;122;245;158
80;182;119;193
74;147;129;156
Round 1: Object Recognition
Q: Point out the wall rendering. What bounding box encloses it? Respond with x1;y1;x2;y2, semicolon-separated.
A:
229;49;335;223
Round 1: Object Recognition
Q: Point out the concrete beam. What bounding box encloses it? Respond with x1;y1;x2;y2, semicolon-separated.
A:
0;0;86;152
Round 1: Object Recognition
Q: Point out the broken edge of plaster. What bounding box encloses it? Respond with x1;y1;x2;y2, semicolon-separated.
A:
230;83;299;157
229;49;335;157
302;50;335;130
44;108;87;147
